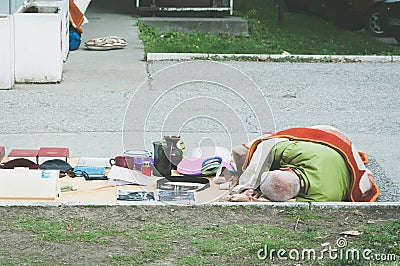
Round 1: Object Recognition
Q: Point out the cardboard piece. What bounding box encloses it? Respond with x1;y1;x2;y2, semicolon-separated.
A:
73;0;91;14
69;0;84;32
0;168;59;200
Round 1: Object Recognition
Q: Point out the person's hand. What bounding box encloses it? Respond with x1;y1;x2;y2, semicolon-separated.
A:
241;189;257;197
233;189;269;202
231;193;257;202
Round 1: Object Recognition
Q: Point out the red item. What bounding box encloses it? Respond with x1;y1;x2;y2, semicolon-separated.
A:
8;149;38;157
38;147;69;164
38;147;69;157
141;161;152;176
0;146;5;162
109;156;135;170
8;149;39;163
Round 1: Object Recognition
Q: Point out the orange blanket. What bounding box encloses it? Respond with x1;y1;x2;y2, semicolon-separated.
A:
243;127;380;202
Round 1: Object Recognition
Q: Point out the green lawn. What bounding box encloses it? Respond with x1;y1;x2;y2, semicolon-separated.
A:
138;0;400;56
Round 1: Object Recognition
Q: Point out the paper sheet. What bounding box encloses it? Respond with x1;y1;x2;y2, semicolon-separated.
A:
107;166;153;186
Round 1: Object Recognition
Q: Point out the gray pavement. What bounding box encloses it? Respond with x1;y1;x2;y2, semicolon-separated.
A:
0;0;399;202
1;0;147;157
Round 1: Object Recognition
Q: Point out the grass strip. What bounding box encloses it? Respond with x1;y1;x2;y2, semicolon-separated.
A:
138;0;400;57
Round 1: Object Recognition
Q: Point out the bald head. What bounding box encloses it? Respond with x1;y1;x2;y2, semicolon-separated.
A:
260;170;300;202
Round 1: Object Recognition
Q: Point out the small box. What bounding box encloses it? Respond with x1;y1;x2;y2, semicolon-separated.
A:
0;168;59;200
38;147;69;164
8;149;38;164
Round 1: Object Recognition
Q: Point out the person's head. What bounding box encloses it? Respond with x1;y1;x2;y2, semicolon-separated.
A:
260;169;300;201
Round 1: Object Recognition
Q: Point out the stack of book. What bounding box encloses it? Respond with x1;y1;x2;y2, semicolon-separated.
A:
37;147;69;164
6;147;69;164
8;149;39;164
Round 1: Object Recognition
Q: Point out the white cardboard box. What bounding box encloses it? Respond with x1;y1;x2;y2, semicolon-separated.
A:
0;168;59;200
0;15;14;89
14;5;63;83
31;0;69;61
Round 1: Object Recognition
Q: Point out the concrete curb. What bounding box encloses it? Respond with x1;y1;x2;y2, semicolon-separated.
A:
211;202;310;208
0;201;399;208
209;202;400;209
147;53;207;61
310;202;400;209
392;55;400;61
147;53;398;62
0;201;169;207
0;202;64;207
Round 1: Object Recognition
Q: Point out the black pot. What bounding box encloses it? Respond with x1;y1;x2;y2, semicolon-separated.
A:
153;141;172;177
